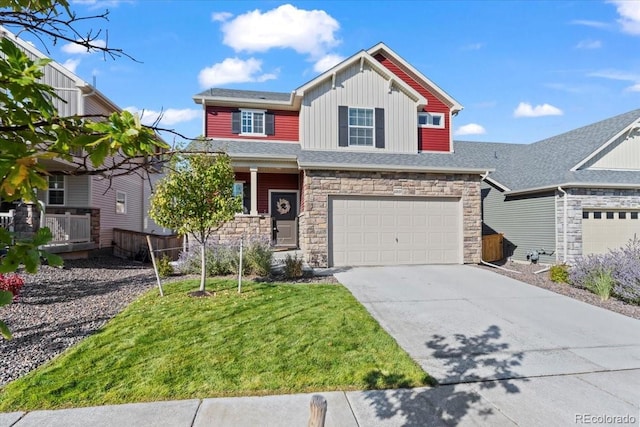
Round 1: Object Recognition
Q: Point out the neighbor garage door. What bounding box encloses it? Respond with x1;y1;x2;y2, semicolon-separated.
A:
329;196;461;267
583;209;640;255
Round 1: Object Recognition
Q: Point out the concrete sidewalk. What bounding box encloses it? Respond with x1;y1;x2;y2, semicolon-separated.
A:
3;371;639;427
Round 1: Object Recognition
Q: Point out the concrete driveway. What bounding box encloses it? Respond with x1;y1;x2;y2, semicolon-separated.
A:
336;265;640;426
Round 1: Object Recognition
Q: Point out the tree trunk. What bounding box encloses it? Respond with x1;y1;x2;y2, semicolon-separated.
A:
199;240;206;292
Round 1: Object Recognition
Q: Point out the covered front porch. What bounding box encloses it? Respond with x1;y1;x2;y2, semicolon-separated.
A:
211;163;303;249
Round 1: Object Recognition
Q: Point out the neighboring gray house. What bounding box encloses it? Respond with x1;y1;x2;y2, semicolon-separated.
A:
460;109;640;264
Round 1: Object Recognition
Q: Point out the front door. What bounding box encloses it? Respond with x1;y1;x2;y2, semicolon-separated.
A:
270;191;298;247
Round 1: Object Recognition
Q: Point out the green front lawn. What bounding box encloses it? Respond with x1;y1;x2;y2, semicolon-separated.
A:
0;279;430;410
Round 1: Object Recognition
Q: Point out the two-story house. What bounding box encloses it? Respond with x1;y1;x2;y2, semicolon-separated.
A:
0;27;170;258
191;43;493;268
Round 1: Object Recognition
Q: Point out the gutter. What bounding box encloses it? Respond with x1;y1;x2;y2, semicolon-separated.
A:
505;181;640;196
297;162;494;174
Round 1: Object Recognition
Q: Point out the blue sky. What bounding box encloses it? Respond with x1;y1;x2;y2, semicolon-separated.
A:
15;0;640;146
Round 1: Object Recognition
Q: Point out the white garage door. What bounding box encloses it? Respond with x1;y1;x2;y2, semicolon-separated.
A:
329;196;461;267
583;210;640;255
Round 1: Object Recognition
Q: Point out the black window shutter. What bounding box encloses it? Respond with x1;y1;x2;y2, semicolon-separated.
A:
338;106;348;147
375;108;385;148
231;111;241;134
265;112;275;135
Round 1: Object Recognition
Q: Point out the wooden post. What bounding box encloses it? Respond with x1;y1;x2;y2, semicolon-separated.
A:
146;235;164;297
308;394;327;427
238;236;243;293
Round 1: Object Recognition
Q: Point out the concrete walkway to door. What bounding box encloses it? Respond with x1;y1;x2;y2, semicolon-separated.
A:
336;265;640;426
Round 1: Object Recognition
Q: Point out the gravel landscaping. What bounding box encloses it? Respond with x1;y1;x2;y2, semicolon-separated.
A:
476;261;640;320
0;256;156;386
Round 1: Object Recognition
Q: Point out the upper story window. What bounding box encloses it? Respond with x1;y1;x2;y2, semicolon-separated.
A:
348;108;374;146
232;110;275;136
48;175;65;205
418;112;445;129
116;191;127;214
241;110;264;135
338;105;385;149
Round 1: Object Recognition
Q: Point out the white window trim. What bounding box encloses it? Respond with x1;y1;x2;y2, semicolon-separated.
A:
47;175;66;206
418;112;445;129
240;108;266;137
116;190;127;214
348;107;375;147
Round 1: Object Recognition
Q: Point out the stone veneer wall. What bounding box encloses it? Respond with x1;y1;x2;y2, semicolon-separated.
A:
208;215;272;246
299;170;482;268
556;187;640;263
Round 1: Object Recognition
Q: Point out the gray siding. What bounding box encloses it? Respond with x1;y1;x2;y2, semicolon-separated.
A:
300;62;418;153
482;182;556;263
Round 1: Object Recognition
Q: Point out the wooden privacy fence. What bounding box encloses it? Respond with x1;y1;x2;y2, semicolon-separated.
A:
482;233;504;262
113;228;183;261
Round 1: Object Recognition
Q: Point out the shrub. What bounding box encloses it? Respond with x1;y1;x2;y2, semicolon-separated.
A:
584;269;615;301
0;273;25;301
283;254;304;279
156;255;174;278
177;238;272;277
570;237;640;305
245;243;273;277
549;264;569;284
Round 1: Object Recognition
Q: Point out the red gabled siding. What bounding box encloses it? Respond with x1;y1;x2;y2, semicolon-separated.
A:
206;106;299;141
234;172;299;215
374;54;451;152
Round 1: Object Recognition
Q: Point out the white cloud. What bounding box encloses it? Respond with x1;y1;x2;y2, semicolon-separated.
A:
62;58;81;73
212;11;233;22
513;102;563;118
198;57;277;87
461;42;485;51
71;0;129;8
313;53;345;73
61;39;106;54
628;83;640;92
124;107;200;126
454;123;486;136
220;4;340;58
576;39;602;49
569;19;609;29
609;0;640;35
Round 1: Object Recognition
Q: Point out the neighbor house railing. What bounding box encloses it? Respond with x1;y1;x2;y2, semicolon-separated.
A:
0;210;14;232
44;212;91;244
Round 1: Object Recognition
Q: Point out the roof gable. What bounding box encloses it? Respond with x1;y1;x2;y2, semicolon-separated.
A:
295;49;427;108
367;42;463;112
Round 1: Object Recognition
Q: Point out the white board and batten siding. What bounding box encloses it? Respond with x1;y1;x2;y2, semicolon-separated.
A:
300;62;418;153
589;132;640;170
329;196;462;267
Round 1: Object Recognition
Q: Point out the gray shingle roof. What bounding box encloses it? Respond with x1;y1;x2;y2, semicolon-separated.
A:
194;88;292;102
455;109;640;192
187;139;493;172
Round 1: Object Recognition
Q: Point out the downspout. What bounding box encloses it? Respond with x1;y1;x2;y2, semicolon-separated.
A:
557;186;568;263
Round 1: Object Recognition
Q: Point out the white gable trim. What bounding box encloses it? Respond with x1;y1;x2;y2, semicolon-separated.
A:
367;42;463;112
295;50;427;108
483;175;511;192
570;119;640;171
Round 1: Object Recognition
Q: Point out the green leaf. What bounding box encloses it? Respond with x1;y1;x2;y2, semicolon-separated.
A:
0;291;12;306
0;320;12;340
41;251;64;267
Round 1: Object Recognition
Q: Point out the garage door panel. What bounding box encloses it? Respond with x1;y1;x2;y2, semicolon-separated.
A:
583;210;640;255
329;196;461;267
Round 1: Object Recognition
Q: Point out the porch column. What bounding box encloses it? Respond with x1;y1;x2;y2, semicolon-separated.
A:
250;167;258;216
